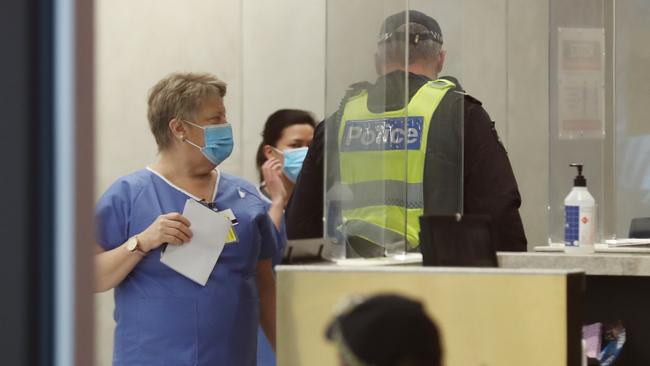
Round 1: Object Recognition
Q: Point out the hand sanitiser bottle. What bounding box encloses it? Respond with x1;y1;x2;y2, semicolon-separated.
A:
564;164;596;253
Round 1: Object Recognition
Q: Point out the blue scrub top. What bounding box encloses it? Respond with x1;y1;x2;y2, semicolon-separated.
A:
96;168;281;366
255;186;287;366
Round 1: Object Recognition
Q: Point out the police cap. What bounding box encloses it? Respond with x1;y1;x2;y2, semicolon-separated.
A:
378;10;443;45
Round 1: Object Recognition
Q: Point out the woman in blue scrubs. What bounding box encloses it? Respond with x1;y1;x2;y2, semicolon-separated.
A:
95;72;278;366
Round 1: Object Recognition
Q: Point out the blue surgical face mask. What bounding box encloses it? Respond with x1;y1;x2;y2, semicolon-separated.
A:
274;146;308;182
183;120;234;166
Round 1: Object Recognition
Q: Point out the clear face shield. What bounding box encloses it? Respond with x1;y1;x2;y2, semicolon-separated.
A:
323;1;463;259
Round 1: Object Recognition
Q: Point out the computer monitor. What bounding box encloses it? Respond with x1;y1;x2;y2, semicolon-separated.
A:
419;214;498;267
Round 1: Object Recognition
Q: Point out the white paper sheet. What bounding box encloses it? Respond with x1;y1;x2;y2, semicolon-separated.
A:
160;198;231;286
604;238;650;247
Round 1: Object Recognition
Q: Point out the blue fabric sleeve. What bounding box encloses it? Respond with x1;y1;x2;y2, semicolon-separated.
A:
258;212;279;261
95;181;130;251
259;198;288;265
272;217;288;265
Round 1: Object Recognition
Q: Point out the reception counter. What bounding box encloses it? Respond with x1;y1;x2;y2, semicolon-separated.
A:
276;266;584;366
499;250;650;364
280;246;650;364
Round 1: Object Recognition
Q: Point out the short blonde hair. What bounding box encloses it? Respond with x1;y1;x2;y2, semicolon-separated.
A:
147;72;227;150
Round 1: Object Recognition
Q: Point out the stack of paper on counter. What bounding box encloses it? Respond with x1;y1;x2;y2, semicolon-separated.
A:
604;238;650;247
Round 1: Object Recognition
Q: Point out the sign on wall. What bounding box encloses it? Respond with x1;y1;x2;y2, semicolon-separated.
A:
557;27;606;140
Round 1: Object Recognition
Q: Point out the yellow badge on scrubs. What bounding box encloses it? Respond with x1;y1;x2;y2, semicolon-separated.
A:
220;209;239;244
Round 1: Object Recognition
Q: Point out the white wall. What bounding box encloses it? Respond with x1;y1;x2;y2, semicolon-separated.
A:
241;0;326;181
94;1;549;365
95;0;243;185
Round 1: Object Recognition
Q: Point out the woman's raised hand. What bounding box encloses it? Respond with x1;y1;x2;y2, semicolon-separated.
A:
261;158;288;206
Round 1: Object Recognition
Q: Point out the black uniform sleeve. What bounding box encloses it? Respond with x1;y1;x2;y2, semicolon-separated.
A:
285;121;325;239
463;99;527;251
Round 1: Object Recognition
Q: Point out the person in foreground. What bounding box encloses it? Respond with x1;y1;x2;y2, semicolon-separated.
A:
95;72;277;366
326;294;443;366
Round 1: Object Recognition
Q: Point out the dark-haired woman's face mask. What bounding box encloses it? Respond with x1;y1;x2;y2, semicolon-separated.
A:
273;147;308;182
270;123;314;182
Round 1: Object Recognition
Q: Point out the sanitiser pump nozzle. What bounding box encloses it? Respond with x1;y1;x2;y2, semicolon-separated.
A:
570;163;586;187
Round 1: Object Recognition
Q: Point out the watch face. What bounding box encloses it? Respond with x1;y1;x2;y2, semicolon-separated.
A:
126;237;137;251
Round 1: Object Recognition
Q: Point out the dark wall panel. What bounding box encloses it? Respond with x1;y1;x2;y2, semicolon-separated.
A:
0;0;53;365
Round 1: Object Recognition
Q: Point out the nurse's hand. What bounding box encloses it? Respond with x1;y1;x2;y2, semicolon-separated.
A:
262;158;287;206
138;213;193;252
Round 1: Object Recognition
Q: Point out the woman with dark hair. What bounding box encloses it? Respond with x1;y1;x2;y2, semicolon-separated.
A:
256;109;316;231
255;109;315;366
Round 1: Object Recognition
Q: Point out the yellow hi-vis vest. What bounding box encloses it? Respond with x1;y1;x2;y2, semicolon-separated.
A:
338;79;455;247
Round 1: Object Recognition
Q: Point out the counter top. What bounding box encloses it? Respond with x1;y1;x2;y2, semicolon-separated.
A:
497;251;650;276
319;251;650;276
278;263;584;276
284;238;650;276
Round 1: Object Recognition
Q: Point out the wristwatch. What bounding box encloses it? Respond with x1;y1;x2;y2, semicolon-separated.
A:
126;235;147;256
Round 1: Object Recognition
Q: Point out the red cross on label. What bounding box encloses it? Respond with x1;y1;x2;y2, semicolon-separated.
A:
581;217;589;224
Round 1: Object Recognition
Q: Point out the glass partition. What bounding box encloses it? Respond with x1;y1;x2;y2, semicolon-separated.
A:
548;0;611;245
324;1;464;259
549;0;650;244
613;0;650;238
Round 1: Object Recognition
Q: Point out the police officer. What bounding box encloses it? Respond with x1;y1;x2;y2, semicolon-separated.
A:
287;10;527;254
